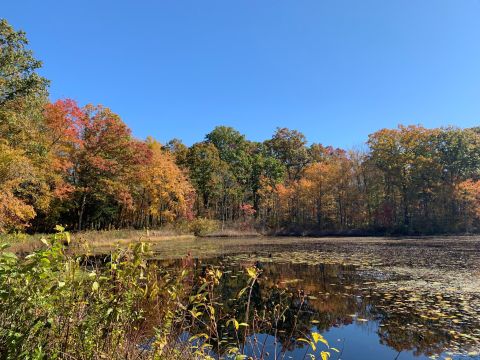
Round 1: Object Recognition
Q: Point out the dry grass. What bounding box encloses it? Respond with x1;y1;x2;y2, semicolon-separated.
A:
2;229;195;254
1;222;266;255
206;228;262;237
81;232;196;254
205;222;263;237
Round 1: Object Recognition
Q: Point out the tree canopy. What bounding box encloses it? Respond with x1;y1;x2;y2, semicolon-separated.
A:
1;18;479;235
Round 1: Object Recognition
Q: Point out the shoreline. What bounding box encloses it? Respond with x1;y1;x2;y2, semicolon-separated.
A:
3;229;480;255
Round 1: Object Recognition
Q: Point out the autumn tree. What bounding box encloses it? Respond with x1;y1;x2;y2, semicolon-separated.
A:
0;19;54;232
0;143;36;232
135;138;195;227
457;180;480;231
42;100;152;230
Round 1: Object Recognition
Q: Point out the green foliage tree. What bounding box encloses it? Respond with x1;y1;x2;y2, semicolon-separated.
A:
266;127;310;181
186;142;225;214
164;137;189;167
205;126;252;182
0;19;49;106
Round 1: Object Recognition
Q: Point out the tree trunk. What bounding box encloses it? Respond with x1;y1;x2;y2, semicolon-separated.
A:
78;193;87;231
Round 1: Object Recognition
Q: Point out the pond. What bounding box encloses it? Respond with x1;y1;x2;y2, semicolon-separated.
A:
149;236;480;360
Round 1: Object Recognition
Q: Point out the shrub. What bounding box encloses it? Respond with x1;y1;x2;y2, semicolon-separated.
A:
0;229;156;359
188;218;219;237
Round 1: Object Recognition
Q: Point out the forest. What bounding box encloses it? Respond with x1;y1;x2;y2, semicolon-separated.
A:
1;18;480;236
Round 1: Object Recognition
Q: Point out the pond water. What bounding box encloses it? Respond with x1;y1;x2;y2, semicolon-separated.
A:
150;236;480;360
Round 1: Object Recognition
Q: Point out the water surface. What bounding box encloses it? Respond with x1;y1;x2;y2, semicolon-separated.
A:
151;236;480;359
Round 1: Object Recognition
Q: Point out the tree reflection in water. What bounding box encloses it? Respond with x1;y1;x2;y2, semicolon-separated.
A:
153;257;480;359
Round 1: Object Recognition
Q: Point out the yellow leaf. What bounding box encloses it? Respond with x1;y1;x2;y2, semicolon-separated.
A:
246;267;257;279
312;332;329;347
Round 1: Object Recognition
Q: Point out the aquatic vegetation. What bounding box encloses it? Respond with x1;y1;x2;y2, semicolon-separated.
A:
221;242;480;358
82;234;480;358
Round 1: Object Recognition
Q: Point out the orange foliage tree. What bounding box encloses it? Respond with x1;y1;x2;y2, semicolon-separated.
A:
135;138;195;227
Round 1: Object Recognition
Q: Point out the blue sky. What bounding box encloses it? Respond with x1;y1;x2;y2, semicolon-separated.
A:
3;0;480;148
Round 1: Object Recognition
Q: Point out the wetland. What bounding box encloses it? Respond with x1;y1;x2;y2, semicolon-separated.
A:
150;236;480;360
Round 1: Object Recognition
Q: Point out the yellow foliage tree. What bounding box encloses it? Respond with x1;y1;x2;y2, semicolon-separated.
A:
457;180;480;231
136;138;195;227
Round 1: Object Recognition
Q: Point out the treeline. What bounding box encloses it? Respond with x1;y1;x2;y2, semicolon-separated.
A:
1;19;480;235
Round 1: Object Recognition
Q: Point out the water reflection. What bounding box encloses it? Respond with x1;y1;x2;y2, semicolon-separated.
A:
155;256;480;360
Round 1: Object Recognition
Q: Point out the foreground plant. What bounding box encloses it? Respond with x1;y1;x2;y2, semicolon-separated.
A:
0;227;154;359
0;228;335;360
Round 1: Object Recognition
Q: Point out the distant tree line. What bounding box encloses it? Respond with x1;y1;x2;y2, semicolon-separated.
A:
1;19;479;234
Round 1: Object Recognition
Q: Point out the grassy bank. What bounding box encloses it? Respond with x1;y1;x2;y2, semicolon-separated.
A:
1;229;195;254
1;220;264;255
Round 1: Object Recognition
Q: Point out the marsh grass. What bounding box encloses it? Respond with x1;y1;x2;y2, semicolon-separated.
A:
2;228;195;254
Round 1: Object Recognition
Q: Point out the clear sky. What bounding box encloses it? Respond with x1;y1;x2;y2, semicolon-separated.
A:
3;0;480;148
